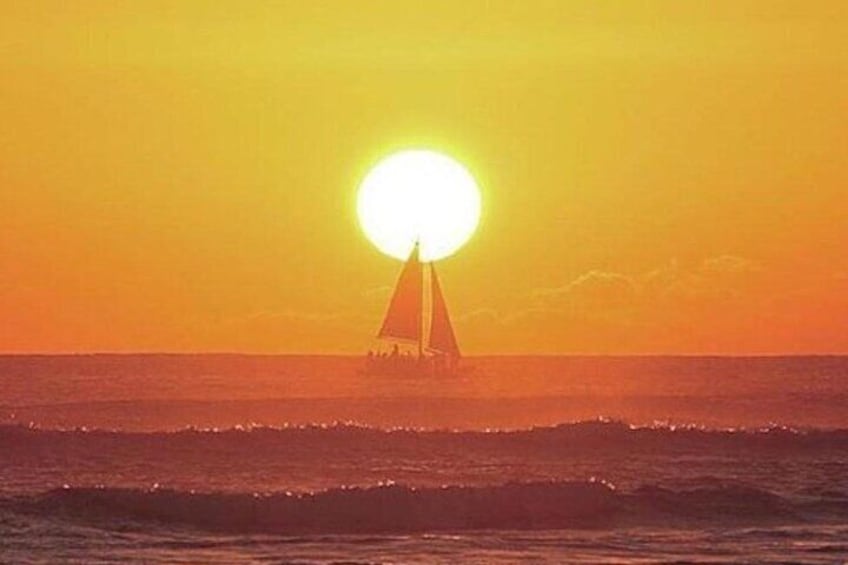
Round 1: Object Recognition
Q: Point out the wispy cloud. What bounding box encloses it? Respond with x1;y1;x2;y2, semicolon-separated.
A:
456;255;780;353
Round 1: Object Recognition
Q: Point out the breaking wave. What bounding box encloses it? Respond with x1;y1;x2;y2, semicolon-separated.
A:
3;421;847;534
3;419;848;449
7;480;848;534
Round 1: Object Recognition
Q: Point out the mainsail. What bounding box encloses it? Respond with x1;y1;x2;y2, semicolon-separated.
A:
377;242;422;342
428;265;461;358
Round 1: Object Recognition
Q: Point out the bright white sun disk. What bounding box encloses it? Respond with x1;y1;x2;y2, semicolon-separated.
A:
357;150;481;261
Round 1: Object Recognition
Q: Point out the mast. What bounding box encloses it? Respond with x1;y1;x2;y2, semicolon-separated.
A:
417;261;424;358
418;266;424;358
415;242;427;359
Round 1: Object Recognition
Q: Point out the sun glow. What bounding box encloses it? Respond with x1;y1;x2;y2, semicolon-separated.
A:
357;150;482;262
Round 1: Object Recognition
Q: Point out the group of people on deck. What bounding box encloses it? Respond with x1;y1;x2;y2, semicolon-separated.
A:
365;344;456;376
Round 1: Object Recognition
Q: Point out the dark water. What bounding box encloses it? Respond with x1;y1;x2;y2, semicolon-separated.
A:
1;355;848;563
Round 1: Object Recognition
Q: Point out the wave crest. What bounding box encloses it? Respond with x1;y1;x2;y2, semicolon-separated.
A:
3;419;848;449
10;479;847;534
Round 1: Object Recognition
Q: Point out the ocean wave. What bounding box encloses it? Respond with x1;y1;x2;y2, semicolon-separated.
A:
7;480;847;534
3;420;848;449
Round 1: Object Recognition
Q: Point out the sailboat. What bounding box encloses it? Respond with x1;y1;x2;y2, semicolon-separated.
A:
364;241;463;377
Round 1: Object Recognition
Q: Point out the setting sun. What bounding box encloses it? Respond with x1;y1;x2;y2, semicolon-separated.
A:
356;150;481;262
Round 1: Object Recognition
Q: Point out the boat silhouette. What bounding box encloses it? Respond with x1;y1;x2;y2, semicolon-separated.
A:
364;241;465;377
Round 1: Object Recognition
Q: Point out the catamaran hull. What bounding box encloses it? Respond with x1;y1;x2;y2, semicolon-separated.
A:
358;358;472;379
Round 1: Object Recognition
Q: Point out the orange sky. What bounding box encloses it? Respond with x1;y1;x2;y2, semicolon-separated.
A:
1;1;846;354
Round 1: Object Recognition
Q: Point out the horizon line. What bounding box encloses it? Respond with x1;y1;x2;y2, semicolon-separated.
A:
1;351;847;358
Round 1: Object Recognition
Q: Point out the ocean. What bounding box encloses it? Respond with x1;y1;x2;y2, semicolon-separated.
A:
2;355;847;563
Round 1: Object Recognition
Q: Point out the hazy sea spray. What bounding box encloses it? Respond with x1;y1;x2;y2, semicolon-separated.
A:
4;354;848;430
